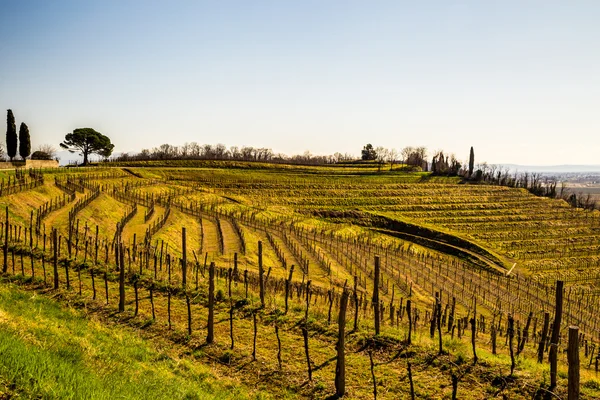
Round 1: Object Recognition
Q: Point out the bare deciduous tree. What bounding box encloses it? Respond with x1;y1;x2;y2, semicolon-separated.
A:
387;148;398;170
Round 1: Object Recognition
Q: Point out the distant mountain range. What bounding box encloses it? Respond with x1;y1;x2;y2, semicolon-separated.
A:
499;164;600;173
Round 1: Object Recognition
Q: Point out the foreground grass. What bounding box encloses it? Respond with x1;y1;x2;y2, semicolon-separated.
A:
0;282;268;400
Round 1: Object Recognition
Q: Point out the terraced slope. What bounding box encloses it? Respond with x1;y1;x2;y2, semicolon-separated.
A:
0;165;598;399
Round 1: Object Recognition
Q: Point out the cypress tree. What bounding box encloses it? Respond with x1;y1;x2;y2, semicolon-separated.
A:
468;146;475;177
18;123;31;160
6;110;17;161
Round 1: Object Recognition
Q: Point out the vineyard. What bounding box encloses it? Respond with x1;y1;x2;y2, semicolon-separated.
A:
0;164;599;399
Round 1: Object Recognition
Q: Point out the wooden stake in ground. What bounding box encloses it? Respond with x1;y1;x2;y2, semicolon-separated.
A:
186;294;192;335
447;297;455;333
207;261;215;344
42;255;46;285
470;299;477;364
302;325;312;381
549;280;564;391
327;289;334;324
228;268;234;350
119;244;125;312
335;289;349;397
258;241;265;308
284;265;294;314
373;255;380;335
508;314;516;376
29;249;34;279
134;280;139;316
537;312;550;363
407;361;415;400
568;326;580;400
407;299;412;345
3;207;8;273
305;280;311;321
436;301;443;355
182;227;187;289
353;275;359;332
275;324;282;370
104;271;109;305
252;311;258;361
53;229;59;289
167;288;172;330
150;285;156;320
451;374;458;400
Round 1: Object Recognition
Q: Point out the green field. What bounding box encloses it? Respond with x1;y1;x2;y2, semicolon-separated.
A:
0;163;598;399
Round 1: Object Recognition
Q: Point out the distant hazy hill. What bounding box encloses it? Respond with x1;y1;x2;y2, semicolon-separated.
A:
500;164;600;173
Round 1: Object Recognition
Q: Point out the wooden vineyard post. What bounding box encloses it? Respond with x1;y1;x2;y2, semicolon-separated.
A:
491;316;497;355
353;276;359;332
301;277;312;379
77;257;83;295
68;220;73;259
186;293;192;335
206;261;215;344
284;265;294;314
150;285;156;320
42;255;46;285
304;280;311;321
275;324;282;370
182;227;187;289
508;314;516;376
252;311;258;361
104;271;109;305
91;264;96;300
549;280;564;391
3;207;7;273
119;244;125;312
335;289;349;397
327;289;333;324
470;299;477;364
436;300;443;355
407;361;415;400
407;299;412;345
568;326;580;400
373;256;380;335
302;325;312;381
233;252;238;279
53;229;59;289
451;374;458;400
229;268;234;350
29;210;33;248
538;312;550;363
94;226;99;265
447;296;456;332
134;280;139;316
258;241;265;308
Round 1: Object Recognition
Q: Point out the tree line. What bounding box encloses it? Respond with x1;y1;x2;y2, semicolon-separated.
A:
112;142;356;165
361;143;478;176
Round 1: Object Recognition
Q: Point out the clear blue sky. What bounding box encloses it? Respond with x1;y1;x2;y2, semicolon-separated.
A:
1;1;598;165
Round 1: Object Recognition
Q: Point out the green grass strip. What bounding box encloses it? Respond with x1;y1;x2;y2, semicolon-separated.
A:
0;283;264;399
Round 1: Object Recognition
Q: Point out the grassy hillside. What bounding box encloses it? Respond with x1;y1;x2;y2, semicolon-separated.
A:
0;281;269;399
